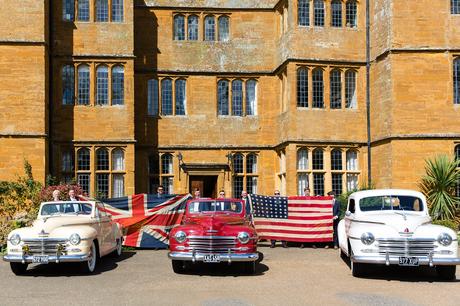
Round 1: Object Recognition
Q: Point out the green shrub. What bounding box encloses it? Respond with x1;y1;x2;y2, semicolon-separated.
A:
432;219;459;232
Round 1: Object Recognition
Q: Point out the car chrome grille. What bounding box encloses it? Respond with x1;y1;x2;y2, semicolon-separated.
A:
187;236;236;253
377;238;437;257
22;238;68;255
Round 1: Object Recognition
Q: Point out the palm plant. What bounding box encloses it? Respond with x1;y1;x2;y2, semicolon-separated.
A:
419;155;460;221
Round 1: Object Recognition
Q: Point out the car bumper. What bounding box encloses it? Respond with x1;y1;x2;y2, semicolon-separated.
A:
352;255;460;266
3;254;90;264
168;252;259;263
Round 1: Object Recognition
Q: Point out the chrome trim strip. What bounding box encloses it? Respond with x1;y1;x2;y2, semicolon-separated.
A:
350;220;385;225
3;254;90;263
168;252;258;262
351;255;460;266
349;236;361;240
188;236;236;239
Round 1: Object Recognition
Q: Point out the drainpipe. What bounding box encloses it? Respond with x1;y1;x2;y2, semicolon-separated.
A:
366;0;372;187
48;0;54;179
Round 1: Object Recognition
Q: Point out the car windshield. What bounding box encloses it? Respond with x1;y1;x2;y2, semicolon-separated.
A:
188;200;243;214
359;196;424;212
40;202;93;216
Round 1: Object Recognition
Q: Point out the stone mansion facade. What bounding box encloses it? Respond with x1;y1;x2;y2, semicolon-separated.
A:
1;0;460;198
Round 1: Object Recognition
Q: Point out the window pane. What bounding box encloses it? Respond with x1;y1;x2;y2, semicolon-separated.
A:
346;150;358;170
246;80;257;115
246;176;257;194
453;0;460;14
96;149;109;170
77;0;90;21
113;174;125;197
298;173;309;196
233;176;244;198
112;66;124;105
346;1;357;27
332;173;343;195
174;15;185;40
63;0;75;21
112;0;124;22
96;0;109;22
297;68;308;107
77;65;90;105
345;70;357;108
330;70;342;109
297;149;308;170
246;154;257;174
312;149;323;170
312;69;324;108
331;149;342;170
314;0;325;26
162;177;173;194
96;174;109;199
175;79;186;115
298;0;310;26
188;15;199;40
161;154;173;174
454;58;460;104
61;151;74;172
148;79;159;116
204;16;215;41
77;174;90;194
77;148;90;170
62;65;74;105
331;1;342;27
232;80;243;116
161;79;173;115
218;80;229;115
233;154;244;173
112;149;125;171
455;145;460;161
347;174;358;191
313;173;324;196
96;65;109;105
218;16;229;41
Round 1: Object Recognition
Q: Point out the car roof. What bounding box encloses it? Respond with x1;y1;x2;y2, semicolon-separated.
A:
349;189;426;200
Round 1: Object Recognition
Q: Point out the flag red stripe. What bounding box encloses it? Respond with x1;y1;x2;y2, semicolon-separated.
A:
255;221;333;227
260;237;333;243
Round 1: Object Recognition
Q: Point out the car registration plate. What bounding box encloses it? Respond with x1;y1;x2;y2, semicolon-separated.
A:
32;255;49;264
203;254;221;263
398;256;419;266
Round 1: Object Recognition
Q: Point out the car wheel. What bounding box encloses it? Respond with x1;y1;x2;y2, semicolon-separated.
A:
10;263;28;275
243;261;256;275
350;260;364;277
81;241;98;274
111;238;122;257
436;265;456;281
171;260;185;274
339;248;348;262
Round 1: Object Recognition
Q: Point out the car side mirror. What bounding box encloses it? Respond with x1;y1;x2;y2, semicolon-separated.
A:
345;211;352;217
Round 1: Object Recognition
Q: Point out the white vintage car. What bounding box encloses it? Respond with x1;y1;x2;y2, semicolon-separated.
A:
338;189;460;280
3;200;123;275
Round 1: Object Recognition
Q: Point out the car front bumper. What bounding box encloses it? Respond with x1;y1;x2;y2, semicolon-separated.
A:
3;254;90;264
352;255;460;266
168;251;259;263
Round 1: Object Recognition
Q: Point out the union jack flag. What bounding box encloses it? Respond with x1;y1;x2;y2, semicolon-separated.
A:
102;194;190;248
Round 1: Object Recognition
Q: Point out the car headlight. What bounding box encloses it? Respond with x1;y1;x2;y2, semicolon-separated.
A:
237;232;250;244
10;234;21;246
437;233;452;246
360;232;375;245
69;233;81;246
174;231;187;243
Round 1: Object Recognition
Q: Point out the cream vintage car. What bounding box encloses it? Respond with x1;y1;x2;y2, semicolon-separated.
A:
3;200;123;275
338;189;460;280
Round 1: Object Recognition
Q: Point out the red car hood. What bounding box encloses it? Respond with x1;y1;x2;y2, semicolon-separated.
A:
185;214;246;231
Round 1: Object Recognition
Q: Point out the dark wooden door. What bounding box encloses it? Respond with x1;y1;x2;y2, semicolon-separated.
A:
189;176;217;198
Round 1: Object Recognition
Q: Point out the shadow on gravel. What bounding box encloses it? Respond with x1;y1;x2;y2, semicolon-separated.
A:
177;252;268;277
19;251;136;277
339;252;459;283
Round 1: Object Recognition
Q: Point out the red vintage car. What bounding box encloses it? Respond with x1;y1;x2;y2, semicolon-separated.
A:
168;198;259;274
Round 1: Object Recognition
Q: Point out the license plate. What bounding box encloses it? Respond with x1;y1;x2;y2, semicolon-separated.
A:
32;255;49;264
203;254;221;263
398;256;419;266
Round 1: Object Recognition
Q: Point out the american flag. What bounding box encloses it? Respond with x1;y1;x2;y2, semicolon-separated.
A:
248;194;333;242
102;194;190;248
